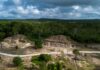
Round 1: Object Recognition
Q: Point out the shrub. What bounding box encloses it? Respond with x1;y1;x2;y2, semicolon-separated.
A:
38;54;51;62
35;39;43;49
13;57;23;66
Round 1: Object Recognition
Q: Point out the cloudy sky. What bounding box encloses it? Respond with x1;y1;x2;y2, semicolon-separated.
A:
0;0;100;19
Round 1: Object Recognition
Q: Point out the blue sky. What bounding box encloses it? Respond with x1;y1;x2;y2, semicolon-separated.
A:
0;0;100;19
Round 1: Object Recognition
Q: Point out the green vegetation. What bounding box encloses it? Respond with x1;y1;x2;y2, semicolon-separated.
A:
31;54;64;70
31;54;51;63
13;57;24;70
31;54;52;70
30;53;95;70
0;19;97;70
1;19;100;48
35;39;43;49
13;57;23;66
38;54;52;62
47;61;64;70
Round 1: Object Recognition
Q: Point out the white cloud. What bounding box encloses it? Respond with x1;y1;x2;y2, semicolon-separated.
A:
77;6;100;16
26;6;40;15
83;6;93;12
72;5;80;10
13;0;21;5
69;12;81;17
15;6;61;18
82;6;100;15
68;6;100;19
17;6;29;14
16;6;40;15
40;7;60;17
1;1;100;19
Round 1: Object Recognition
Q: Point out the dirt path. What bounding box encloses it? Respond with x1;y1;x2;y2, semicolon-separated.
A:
0;51;100;57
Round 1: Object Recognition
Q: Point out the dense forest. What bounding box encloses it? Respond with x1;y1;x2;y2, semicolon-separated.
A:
0;19;100;44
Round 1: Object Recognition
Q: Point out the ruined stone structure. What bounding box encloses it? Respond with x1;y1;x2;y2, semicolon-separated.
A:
43;35;72;48
0;35;34;49
0;35;73;63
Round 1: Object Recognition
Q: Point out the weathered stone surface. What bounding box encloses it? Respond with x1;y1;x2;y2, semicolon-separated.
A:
0;35;74;63
0;35;34;49
43;35;72;48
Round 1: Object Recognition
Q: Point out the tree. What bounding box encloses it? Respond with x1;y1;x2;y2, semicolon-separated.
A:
31;54;52;70
38;54;51;62
35;39;43;49
0;32;5;41
13;57;23;66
